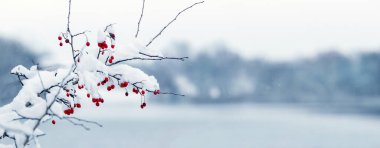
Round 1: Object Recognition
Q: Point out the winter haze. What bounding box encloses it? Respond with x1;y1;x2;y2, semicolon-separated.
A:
1;0;380;147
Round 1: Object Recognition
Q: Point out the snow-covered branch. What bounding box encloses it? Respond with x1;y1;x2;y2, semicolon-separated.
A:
0;0;203;147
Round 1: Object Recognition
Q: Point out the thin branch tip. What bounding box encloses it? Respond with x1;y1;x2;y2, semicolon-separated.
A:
135;0;146;38
146;1;205;47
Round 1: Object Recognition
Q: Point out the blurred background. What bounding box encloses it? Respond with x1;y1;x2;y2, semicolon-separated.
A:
1;0;380;147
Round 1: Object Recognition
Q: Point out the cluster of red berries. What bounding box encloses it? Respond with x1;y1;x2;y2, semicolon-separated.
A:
57;35;71;46
74;103;82;108
64;108;74;115
153;90;160;95
65;89;71;97
58;36;63;46
98;41;108;49
108;56;115;63
62;75;161;112
107;84;115;91
120;81;128;88
140;102;147;109
132;88;139;94
98;77;109;86
92;98;104;107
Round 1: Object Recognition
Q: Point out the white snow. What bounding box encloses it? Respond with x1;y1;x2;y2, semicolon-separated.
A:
1;29;166;147
97;30;106;43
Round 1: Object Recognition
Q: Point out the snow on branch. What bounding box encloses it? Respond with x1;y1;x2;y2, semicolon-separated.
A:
0;0;203;147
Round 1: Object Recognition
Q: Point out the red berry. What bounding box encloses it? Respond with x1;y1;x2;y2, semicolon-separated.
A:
107;86;111;91
111;45;115;49
125;92;129;96
87;93;90;98
111;85;115;89
140;104;144;109
104;77;109;82
108;59;113;63
66;93;70;97
99;98;104;103
59;42;63;46
120;82;128;88
92;98;97;103
86;42;90;46
76;103;81;108
97;83;100;86
58;36;62;40
142;102;146;107
102;52;104;55
52;120;56;124
96;102;100;107
141;90;145;95
65;39;70;43
101;81;105;85
110;56;114;60
64;109;71;115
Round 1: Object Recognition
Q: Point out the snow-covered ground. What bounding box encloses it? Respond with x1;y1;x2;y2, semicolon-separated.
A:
38;102;380;148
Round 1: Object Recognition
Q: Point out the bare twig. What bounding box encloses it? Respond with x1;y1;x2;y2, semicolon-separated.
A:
65;118;91;131
157;92;185;96
11;73;28;79
65;117;103;128
67;0;72;32
104;23;116;32
12;110;41;121
131;83;185;97
135;0;145;38
139;52;188;61
73;30;90;37
17;75;24;86
108;52;188;66
146;1;204;47
48;113;103;131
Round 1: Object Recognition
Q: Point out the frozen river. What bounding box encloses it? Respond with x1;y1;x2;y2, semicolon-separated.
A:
39;104;380;148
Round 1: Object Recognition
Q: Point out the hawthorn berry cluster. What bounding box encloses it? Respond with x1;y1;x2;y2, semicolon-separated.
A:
54;26;163;116
0;0;202;147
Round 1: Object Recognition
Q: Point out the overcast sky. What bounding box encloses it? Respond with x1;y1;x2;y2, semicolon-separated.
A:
1;0;380;61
